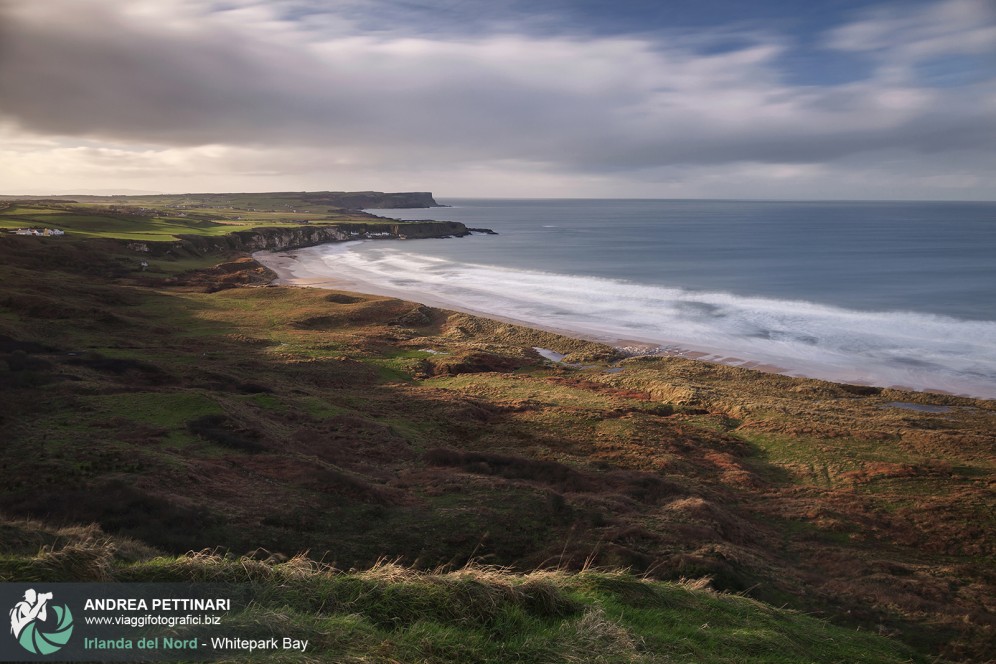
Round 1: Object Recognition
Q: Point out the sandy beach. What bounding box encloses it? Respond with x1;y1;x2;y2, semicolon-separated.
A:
255;246;802;379
251;241;996;400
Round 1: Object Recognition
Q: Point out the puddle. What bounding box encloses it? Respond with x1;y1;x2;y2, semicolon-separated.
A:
533;347;567;363
533;347;586;369
884;402;952;414
604;367;625;374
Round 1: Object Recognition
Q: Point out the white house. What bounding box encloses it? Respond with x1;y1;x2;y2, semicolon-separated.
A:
9;228;65;236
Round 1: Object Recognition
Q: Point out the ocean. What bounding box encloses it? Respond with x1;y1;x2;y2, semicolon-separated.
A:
300;199;996;398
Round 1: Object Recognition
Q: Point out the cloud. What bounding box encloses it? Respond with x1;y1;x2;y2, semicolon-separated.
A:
0;0;993;197
826;0;996;59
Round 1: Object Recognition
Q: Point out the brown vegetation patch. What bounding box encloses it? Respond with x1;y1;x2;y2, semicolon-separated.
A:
292;299;412;328
425;448;597;492
390;304;436;327
242;456;402;505
157;257;276;292
838;383;884;396
63;352;171;381
325;293;365;304
224;333;279;346
187;414;265;453
423;350;529;376
900;429;995;459
703;451;762;488
441;313;617;361
424;448;685;507
0;235;129;276
0;480;218;554
545;376;654;401
663;497;757;546
1;292;92;320
292;315;347;330
0;334;59;354
291;415;415;469
280;356;379;389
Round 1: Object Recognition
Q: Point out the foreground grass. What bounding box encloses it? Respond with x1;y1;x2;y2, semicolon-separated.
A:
0;519;918;664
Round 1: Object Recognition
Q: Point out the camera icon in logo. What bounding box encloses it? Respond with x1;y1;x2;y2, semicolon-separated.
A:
9;589;74;655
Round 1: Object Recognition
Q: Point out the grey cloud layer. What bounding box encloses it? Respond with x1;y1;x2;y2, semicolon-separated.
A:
1;0;994;177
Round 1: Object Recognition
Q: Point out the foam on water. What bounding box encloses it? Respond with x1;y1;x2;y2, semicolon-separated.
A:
300;242;996;399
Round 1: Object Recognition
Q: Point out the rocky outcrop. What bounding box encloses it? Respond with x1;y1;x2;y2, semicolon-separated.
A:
388;221;471;239
136;221;477;257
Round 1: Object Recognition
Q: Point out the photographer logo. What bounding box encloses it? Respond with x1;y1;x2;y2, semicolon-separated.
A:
8;589;74;655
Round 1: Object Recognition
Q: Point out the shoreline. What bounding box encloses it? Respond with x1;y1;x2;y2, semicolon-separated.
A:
254;247;787;372
253;244;993;400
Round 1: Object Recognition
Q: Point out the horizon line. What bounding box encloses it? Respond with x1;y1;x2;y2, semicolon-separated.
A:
1;191;994;204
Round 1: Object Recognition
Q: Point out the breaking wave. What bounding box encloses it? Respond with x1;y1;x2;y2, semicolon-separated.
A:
303;242;996;398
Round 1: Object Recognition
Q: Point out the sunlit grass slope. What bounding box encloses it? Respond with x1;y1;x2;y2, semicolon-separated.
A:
0;518;920;664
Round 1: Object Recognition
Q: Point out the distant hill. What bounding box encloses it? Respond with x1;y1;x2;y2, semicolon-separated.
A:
0;190;442;210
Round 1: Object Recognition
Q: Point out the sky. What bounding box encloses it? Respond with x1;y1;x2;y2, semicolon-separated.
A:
0;0;994;199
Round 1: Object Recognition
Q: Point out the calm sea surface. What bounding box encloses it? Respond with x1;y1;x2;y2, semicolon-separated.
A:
302;199;996;397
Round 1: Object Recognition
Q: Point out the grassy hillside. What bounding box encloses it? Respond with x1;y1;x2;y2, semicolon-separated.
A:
0;517;918;663
0;199;391;241
0;191;440;211
0;217;992;661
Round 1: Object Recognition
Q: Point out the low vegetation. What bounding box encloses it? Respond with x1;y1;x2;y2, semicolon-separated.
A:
0;517;919;663
0;202;992;662
0;195;398;242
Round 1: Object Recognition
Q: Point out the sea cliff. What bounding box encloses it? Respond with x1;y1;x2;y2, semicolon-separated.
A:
151;221;473;256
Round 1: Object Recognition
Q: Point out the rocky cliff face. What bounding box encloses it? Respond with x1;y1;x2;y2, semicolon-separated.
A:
151;221;471;256
387;222;469;239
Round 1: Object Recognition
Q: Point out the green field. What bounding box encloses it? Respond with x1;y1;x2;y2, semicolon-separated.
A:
0;199;393;241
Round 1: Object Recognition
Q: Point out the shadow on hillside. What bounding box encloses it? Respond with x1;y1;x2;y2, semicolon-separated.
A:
0;246;794;598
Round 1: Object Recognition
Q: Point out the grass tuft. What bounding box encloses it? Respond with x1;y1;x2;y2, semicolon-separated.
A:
0;519;925;662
